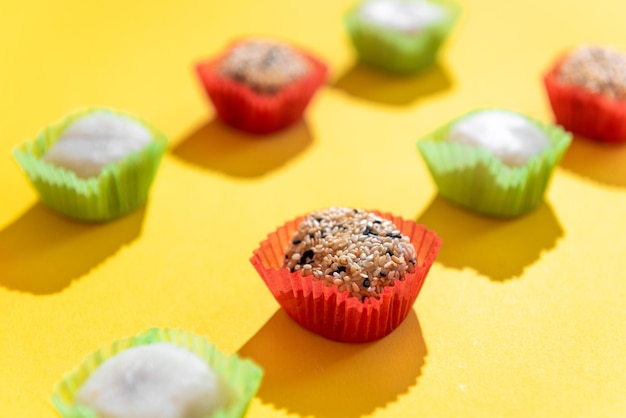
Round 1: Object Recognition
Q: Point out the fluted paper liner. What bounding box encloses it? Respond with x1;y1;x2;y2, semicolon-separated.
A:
344;0;459;74
251;211;441;343
417;109;571;217
13;108;167;222
544;56;626;143
196;40;328;134
51;328;263;418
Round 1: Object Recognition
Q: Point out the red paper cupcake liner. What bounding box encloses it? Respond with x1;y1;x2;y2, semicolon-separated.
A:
250;211;441;343
544;57;626;143
196;40;328;134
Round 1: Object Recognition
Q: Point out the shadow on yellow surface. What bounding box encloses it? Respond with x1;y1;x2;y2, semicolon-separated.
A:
560;136;626;188
332;61;452;106
171;119;312;178
238;309;426;418
0;203;145;294
416;196;563;281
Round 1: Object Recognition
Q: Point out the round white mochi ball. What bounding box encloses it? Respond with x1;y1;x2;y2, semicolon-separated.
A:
359;0;446;33
447;110;550;167
76;343;232;418
43;111;153;179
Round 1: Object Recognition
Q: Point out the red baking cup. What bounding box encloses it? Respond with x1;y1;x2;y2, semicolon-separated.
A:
544;57;626;143
250;211;441;343
195;41;328;134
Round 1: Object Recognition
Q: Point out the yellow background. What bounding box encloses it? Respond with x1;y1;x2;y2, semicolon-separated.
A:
1;0;626;417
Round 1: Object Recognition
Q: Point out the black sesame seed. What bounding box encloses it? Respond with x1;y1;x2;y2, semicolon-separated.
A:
363;278;370;287
373;220;382;224
292;239;302;245
390;233;402;239
315;217;322;222
336;266;346;273
353;209;358;213
386;249;393;256
363;226;379;236
302;249;314;262
380;272;387;277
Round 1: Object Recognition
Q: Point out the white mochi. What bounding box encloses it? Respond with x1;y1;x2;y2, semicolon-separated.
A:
43;111;152;179
447;110;550;167
76;343;232;418
359;0;446;33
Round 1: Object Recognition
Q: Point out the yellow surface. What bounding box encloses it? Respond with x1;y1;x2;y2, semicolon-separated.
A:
1;0;626;417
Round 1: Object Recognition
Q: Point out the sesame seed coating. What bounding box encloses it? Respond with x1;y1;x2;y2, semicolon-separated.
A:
283;207;417;300
219;40;310;95
557;45;626;101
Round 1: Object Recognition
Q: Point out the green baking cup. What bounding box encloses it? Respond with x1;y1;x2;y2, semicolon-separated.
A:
52;328;264;418
13;108;167;222
417;110;572;217
344;0;460;74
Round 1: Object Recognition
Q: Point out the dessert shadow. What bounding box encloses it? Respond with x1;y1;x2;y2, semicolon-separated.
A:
238;309;426;418
559;135;626;188
332;61;452;106
171;118;312;178
0;203;145;294
416;196;563;281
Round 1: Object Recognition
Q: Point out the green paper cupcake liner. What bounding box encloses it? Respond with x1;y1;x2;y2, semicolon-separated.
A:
13;108;167;222
51;328;264;418
344;0;460;74
417;109;572;217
